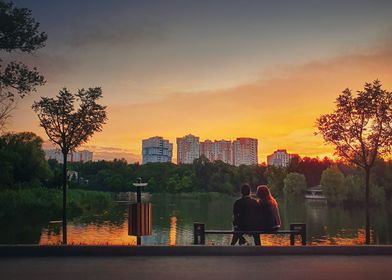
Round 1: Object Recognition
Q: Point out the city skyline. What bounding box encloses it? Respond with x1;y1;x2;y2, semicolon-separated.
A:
6;0;392;163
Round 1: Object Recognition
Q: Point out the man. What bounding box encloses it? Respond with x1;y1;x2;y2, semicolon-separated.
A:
231;183;260;245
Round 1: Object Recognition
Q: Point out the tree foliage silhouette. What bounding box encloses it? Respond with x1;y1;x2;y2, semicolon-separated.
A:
0;0;47;130
32;87;107;244
316;80;392;244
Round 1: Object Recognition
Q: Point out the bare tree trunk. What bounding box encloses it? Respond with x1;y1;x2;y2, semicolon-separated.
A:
365;168;370;245
62;152;68;245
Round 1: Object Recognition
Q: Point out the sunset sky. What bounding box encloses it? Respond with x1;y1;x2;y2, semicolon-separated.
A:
7;0;392;163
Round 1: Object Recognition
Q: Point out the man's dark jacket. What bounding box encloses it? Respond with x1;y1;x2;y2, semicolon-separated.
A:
233;196;259;230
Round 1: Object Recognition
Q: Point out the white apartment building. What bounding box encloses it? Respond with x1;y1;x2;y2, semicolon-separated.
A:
142;136;173;164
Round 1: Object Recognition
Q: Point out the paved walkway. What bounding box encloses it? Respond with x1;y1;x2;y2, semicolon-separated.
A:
1;256;391;280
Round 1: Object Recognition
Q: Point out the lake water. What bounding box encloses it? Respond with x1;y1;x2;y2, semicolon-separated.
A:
2;194;392;245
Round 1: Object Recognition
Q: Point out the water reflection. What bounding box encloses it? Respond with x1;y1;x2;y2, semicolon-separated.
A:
40;222;137;245
0;194;391;245
169;216;177;246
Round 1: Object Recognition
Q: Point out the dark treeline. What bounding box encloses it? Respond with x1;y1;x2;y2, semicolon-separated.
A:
67;156;268;195
288;156;332;187
1;132;392;203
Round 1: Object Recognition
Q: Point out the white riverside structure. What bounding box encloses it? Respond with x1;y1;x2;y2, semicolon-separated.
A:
142;136;173;164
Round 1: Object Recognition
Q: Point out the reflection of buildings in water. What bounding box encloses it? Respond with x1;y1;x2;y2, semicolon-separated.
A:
169;216;177;246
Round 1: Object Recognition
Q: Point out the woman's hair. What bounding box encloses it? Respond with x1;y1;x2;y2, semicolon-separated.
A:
256;185;277;206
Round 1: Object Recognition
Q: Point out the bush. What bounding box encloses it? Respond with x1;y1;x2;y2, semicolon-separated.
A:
0;188;113;220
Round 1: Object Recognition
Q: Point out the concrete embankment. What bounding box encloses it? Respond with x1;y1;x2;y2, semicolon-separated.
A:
1;245;392;257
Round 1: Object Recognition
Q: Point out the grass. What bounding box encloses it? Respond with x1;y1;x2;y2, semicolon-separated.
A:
0;187;113;220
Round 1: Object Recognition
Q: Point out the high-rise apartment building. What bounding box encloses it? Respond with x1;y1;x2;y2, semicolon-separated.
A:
142;136;173;164
267;149;298;167
45;150;93;163
200;140;232;164
232;138;258;166
176;134;200;164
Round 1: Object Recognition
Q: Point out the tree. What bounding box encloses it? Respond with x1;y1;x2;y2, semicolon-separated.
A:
345;173;385;205
0;132;50;188
320;166;347;205
288;156;332;187
0;1;47;130
316;80;392;244
283;172;307;198
265;165;287;197
32;87;107;244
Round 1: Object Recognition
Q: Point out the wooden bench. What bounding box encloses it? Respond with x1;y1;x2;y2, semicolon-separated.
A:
193;222;307;245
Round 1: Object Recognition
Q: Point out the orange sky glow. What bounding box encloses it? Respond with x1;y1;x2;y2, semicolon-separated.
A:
4;1;392;164
11;42;391;164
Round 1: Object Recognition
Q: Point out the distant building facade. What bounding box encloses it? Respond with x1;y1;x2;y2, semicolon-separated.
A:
232;138;258;166
176;134;200;164
267;149;298;167
142;136;173;164
200;140;232;164
45;149;93;163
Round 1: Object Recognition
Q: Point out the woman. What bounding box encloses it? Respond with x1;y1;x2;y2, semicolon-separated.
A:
256;185;281;230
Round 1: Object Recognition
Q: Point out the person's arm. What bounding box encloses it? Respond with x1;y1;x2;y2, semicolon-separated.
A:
273;204;281;228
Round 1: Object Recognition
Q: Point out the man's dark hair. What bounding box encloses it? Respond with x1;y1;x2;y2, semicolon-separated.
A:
240;184;251;196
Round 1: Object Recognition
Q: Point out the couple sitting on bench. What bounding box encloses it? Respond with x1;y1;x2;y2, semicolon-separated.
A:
231;184;281;245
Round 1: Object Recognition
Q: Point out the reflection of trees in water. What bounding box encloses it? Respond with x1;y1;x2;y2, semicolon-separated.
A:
1;194;391;245
0;215;47;244
305;201;328;240
0;198;126;244
370;206;391;244
70;202;126;226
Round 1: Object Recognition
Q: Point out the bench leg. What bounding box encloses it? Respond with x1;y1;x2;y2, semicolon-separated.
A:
193;223;205;245
301;224;307;245
289;224;295;245
290;223;307;246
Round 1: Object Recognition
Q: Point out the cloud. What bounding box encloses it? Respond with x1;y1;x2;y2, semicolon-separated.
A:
66;23;166;49
102;43;392;161
81;145;140;163
12;37;392;163
42;142;140;163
